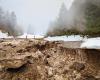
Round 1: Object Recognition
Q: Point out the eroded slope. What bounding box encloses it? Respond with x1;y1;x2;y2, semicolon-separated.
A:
0;39;99;80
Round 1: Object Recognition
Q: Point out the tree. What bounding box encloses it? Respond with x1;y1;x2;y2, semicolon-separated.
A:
0;7;23;37
85;3;100;37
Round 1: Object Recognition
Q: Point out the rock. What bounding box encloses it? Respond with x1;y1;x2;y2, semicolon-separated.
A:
0;59;27;72
69;62;85;72
5;59;27;69
0;55;31;71
47;67;53;77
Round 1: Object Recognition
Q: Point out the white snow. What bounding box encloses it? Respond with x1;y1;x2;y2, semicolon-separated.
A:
17;33;44;39
45;35;100;49
17;33;34;38
0;32;8;38
0;31;13;38
35;35;44;39
81;38;100;49
44;35;86;41
0;32;100;49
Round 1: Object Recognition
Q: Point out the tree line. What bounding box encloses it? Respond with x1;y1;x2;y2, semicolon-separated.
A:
46;0;100;37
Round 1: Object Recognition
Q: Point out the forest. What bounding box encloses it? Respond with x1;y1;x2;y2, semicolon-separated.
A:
0;7;22;37
47;0;100;37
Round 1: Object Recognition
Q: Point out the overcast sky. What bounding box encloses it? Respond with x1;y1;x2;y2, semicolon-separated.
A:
0;0;74;35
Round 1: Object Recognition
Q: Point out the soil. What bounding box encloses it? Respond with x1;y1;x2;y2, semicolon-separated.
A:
0;39;99;80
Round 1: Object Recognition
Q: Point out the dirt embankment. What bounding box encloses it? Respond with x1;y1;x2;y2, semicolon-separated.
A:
0;39;99;80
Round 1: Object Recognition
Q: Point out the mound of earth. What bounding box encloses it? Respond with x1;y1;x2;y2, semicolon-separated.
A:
0;39;99;80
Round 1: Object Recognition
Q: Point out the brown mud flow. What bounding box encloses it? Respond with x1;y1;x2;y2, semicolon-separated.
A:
0;39;99;80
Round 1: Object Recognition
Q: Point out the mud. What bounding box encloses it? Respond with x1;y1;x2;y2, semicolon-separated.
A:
0;39;99;80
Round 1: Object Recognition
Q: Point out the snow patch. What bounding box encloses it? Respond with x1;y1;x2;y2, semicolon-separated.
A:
45;35;86;41
81;38;100;49
0;31;13;38
17;33;44;39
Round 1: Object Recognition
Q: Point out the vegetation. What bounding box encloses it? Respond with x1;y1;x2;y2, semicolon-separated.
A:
85;3;100;37
0;7;23;37
46;1;100;37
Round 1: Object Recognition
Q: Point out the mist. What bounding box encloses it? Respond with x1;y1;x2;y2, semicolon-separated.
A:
0;0;65;35
47;0;87;34
0;0;78;36
47;0;100;37
1;0;98;36
0;7;23;37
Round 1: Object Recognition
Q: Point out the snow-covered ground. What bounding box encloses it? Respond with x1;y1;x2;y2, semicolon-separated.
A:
81;38;100;49
0;32;8;38
0;31;13;38
17;33;44;39
45;36;100;49
44;35;87;41
17;33;35;38
0;31;100;49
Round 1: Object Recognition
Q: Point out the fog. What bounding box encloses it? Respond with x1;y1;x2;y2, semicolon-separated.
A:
63;0;87;31
0;0;74;35
51;0;100;33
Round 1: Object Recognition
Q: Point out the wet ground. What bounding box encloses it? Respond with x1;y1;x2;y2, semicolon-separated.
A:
0;39;99;80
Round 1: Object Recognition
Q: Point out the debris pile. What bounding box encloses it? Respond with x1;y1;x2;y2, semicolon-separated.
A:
0;39;99;80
